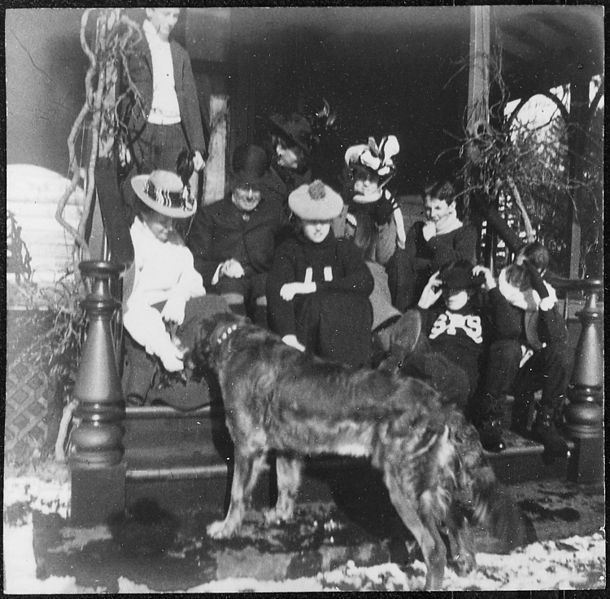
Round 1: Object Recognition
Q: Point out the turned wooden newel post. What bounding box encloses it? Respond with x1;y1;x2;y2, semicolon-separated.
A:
564;279;604;484
69;260;127;525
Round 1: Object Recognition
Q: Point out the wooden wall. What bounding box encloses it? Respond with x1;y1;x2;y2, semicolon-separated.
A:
7;165;84;296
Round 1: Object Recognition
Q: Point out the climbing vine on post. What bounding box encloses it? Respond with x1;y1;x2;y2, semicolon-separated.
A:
55;8;143;267
444;49;603;276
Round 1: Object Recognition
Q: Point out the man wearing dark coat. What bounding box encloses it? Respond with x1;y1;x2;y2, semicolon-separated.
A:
187;145;286;325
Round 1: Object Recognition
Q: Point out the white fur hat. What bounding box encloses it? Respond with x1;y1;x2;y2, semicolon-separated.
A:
288;180;343;221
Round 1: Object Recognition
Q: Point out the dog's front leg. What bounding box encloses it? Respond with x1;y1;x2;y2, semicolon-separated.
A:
207;452;265;539
265;456;303;525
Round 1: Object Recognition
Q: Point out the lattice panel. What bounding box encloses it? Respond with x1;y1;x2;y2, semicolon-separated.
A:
5;354;53;463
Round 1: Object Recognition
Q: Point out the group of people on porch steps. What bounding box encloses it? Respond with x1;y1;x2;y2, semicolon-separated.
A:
114;8;571;465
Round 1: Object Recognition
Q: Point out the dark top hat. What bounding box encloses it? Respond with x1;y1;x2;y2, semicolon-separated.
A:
231;144;270;191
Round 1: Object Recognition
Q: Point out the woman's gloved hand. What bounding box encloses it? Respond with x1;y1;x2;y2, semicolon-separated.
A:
282;334;306;352
161;293;187;325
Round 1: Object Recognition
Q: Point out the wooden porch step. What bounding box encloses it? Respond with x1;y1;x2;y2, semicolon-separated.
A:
123;405;573;487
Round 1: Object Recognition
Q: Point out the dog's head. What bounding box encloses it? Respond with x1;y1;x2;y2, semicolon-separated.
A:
190;311;247;371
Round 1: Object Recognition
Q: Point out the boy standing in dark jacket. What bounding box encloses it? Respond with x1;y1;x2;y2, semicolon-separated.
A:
473;242;570;457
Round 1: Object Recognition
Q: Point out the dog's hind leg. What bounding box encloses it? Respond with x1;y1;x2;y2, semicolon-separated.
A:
384;471;447;591
265;455;303;525
207;451;266;539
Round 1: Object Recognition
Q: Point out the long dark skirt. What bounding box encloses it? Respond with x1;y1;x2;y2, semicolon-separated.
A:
295;291;373;369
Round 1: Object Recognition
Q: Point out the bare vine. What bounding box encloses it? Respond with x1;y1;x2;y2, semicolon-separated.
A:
55;8;142;267
441;48;603;276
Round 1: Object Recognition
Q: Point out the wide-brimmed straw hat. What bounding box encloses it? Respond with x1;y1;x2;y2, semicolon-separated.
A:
231;144;269;191
268;112;313;154
288;180;343;221
131;170;195;218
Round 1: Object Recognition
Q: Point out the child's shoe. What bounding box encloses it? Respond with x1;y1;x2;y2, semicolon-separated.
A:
532;406;570;459
478;418;507;452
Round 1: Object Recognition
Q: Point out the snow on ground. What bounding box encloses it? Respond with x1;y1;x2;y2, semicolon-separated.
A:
3;468;606;593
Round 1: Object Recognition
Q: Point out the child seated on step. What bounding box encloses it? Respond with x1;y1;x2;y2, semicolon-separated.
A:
472;242;570;457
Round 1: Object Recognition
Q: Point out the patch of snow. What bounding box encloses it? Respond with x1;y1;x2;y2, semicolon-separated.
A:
2;518;97;595
187;575;325;593
49;526;112;554
4;475;71;520
2;467;606;593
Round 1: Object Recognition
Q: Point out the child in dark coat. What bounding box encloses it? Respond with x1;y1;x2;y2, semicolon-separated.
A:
403;181;477;309
412;260;487;409
473;242;570;457
352;215;475;408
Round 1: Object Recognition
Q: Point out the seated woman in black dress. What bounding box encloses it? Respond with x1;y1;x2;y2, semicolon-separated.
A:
266;180;374;368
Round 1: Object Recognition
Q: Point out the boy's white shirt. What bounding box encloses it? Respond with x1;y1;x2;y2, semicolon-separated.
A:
123;218;205;356
142;19;181;125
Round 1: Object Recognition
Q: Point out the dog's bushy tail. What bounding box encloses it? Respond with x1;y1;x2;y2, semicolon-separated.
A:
447;410;529;551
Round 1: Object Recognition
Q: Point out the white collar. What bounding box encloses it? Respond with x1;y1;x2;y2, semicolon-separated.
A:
434;212;463;236
143;19;169;47
498;267;557;312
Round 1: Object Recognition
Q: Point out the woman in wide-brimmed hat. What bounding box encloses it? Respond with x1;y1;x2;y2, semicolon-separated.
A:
260;112;314;207
266;180;373;368
186;144;287;325
122;169;230;410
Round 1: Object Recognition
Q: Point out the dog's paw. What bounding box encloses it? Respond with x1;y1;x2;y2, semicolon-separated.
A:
451;552;476;576
264;506;295;525
206;519;235;539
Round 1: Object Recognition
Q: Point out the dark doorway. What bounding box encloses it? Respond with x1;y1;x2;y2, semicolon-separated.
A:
226;7;473;193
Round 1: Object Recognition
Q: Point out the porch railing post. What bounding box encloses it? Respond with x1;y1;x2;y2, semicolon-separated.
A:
69;260;126;525
564;280;604;484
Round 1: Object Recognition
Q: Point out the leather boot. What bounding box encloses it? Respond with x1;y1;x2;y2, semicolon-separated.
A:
476;393;507;453
511;390;536;435
532;405;569;458
478;418;507;452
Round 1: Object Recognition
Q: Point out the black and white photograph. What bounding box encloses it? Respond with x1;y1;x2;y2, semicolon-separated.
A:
4;5;605;593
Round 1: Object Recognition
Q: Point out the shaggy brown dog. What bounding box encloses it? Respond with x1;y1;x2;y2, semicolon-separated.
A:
192;312;527;590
